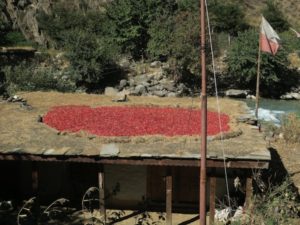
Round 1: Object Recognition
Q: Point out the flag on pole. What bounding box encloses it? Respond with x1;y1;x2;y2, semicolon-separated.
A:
260;16;280;55
290;28;300;38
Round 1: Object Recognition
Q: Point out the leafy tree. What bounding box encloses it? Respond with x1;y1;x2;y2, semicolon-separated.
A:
105;0;177;59
37;7;106;48
66;30;121;89
37;5;122;90
227;29;299;97
262;0;289;32
147;15;175;60
209;1;248;37
177;0;198;11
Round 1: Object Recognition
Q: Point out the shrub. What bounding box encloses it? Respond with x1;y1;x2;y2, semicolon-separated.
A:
280;113;300;144
250;179;300;225
226;29;300;97
2;31;33;46
3;62;77;95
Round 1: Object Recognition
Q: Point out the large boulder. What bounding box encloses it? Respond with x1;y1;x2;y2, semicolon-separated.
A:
280;92;300;100
119;79;128;90
225;89;249;98
134;84;147;95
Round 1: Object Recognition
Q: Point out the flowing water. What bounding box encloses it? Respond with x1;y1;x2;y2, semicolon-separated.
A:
242;99;300;125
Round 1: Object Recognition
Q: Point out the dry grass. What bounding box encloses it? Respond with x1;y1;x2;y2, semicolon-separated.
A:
227;0;300;28
20;91;245;118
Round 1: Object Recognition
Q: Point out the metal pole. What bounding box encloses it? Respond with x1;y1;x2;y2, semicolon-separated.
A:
255;38;261;119
200;0;207;224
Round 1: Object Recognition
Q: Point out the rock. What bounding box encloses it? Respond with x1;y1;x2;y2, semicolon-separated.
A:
100;144;120;157
280;92;300;100
134;84;147;95
3;0;104;45
129;79;135;87
150;61;161;68
153;90;168;97
225;89;249;98
161;82;176;92
104;87;118;96
20;102;33;110
141;81;151;87
167;92;177;97
246;94;256;100
112;94;128;102
133;74;151;83
119;79;128;89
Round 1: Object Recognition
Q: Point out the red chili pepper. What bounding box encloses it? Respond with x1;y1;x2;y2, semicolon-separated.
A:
43;106;230;137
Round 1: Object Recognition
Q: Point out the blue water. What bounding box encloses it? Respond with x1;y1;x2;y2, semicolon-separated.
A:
242;99;300;124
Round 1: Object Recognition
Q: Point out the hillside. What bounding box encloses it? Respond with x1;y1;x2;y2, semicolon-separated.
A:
228;0;300;29
1;0;300;46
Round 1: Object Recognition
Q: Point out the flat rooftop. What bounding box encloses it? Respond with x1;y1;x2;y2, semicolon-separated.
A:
0;92;270;168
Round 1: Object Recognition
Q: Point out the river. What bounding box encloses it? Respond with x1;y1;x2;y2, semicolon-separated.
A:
242;99;300;125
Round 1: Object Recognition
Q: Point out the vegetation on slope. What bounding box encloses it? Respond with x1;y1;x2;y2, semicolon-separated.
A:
0;0;300;96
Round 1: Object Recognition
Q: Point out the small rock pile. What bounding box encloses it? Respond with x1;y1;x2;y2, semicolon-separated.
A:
2;94;33;110
105;61;192;98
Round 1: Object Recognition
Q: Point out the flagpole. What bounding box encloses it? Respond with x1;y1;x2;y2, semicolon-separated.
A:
199;0;207;224
255;30;262;119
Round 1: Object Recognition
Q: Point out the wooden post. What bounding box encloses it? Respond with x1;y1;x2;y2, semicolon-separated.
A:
255;36;262;119
245;176;253;209
209;176;216;225
31;162;40;222
166;168;172;225
32;162;39;196
98;165;106;224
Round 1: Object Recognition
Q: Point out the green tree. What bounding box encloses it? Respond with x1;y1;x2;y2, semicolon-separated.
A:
262;0;289;32
147;15;175;60
209;1;248;38
105;0;176;59
227;29;299;97
66;31;121;89
37;5;122;90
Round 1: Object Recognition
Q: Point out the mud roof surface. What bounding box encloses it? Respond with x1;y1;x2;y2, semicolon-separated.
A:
0;92;270;161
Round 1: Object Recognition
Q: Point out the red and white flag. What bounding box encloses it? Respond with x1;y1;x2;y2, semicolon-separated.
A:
260;16;280;55
290;28;300;38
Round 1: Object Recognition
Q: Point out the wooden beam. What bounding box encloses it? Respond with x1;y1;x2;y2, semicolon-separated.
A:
166;168;172;225
209;176;216;225
0;154;270;169
98;165;106;224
